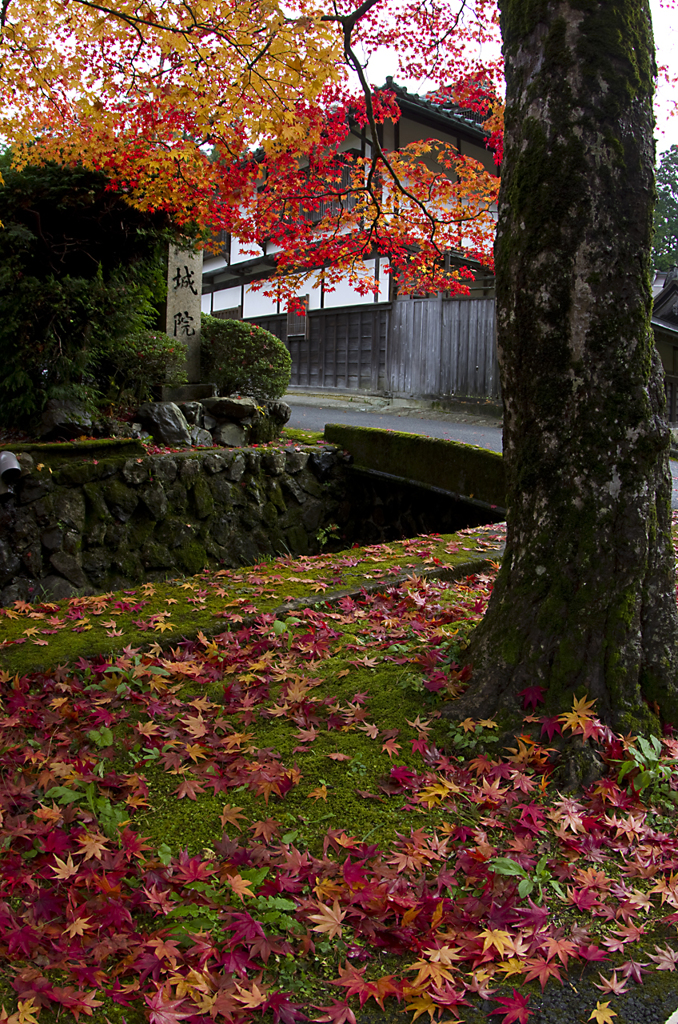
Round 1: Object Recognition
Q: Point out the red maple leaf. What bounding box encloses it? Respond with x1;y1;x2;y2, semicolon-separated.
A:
144;985;193;1024
518;685;546;710
488;989;532;1024
311;999;357;1024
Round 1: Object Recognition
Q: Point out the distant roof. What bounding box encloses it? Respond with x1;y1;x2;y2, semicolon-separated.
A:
652;271;678;335
381;77;489;143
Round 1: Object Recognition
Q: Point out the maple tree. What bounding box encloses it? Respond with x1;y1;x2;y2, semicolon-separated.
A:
0;0;503;300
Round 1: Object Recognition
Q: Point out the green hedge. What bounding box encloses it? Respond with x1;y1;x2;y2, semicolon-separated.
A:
201;315;291;402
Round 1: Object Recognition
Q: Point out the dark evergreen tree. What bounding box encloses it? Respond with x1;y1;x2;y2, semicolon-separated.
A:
653;145;678;272
0;156;181;424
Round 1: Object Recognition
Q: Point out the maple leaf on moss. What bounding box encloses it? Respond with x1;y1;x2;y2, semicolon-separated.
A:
311;1000;356;1024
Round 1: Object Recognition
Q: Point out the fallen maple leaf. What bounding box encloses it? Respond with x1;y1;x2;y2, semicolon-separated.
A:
64;916;92;937
588;1002;617;1024
51;854;79;879
594;971;629;995
311;1000;357;1024
144;984;193;1024
327;752;352;762
309;900;346;939
226;873;255;901
307;785;328;801
488;989;532;1024
220;804;246;830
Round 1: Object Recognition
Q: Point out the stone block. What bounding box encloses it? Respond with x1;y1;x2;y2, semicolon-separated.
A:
179;458;201;483
140;482;168;520
203;453;226;475
281;477;307;504
122;459;150;486
193;476;215;519
41;528;63;552
208;476;232;505
262;450;285;476
203;396;258;420
152;458;178;484
54;490;86;532
285;449;309;474
212;423;246;447
0;540;20;585
50;551;88;588
104;479;138;522
35;574;77;602
224;453;246;482
286;525;309;554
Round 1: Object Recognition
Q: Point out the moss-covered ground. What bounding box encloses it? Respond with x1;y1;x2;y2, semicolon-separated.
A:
0;529;500;678
1;521;678;1024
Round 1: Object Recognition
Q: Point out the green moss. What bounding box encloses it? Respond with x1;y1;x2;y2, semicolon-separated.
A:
177;539;208;575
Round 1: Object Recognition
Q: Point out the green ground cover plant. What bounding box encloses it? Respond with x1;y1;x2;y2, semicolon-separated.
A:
1;522;678;1024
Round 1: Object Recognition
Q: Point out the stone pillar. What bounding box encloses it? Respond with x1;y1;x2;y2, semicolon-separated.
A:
166;244;203;383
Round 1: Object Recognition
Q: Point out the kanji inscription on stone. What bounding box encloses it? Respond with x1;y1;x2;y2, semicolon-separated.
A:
166;243;203;382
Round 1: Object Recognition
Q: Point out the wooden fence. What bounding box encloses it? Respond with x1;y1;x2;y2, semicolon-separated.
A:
245;295;499;400
388;297;499;399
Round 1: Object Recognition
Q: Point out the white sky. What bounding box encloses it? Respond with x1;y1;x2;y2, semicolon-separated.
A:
358;0;677;158
652;0;678;155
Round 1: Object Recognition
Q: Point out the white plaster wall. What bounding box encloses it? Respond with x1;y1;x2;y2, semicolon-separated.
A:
243;287;278;318
208;286;242;315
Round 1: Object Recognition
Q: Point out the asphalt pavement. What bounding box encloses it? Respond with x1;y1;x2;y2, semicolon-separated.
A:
286;395;678;510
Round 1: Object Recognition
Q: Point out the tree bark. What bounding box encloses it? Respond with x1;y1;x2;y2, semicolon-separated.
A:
453;0;678;732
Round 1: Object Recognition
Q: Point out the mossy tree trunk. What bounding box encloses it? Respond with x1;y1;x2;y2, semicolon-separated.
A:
455;0;678;732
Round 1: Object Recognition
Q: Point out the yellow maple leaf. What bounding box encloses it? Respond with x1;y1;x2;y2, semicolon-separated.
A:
153;621;175;633
479;928;513;957
589;1002;617;1024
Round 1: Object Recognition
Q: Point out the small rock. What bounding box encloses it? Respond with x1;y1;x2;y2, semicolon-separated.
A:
40;399;93;440
137;402;191;446
190;425;214;447
178;402;204;426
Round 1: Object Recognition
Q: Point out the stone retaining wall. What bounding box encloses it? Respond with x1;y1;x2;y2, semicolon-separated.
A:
0;443;346;605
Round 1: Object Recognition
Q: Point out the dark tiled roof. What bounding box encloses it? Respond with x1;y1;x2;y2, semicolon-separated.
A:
382;78;489;140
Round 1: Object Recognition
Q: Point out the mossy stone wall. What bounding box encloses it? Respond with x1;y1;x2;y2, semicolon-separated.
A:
0;444;346;605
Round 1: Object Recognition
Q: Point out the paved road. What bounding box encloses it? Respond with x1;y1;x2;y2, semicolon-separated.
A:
287;402;678;510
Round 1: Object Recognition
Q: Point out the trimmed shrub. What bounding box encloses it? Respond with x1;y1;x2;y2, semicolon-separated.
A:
94;331;188;405
201;315;291;402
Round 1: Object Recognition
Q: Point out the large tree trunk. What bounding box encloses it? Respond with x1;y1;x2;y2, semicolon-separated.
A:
453;0;678;732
